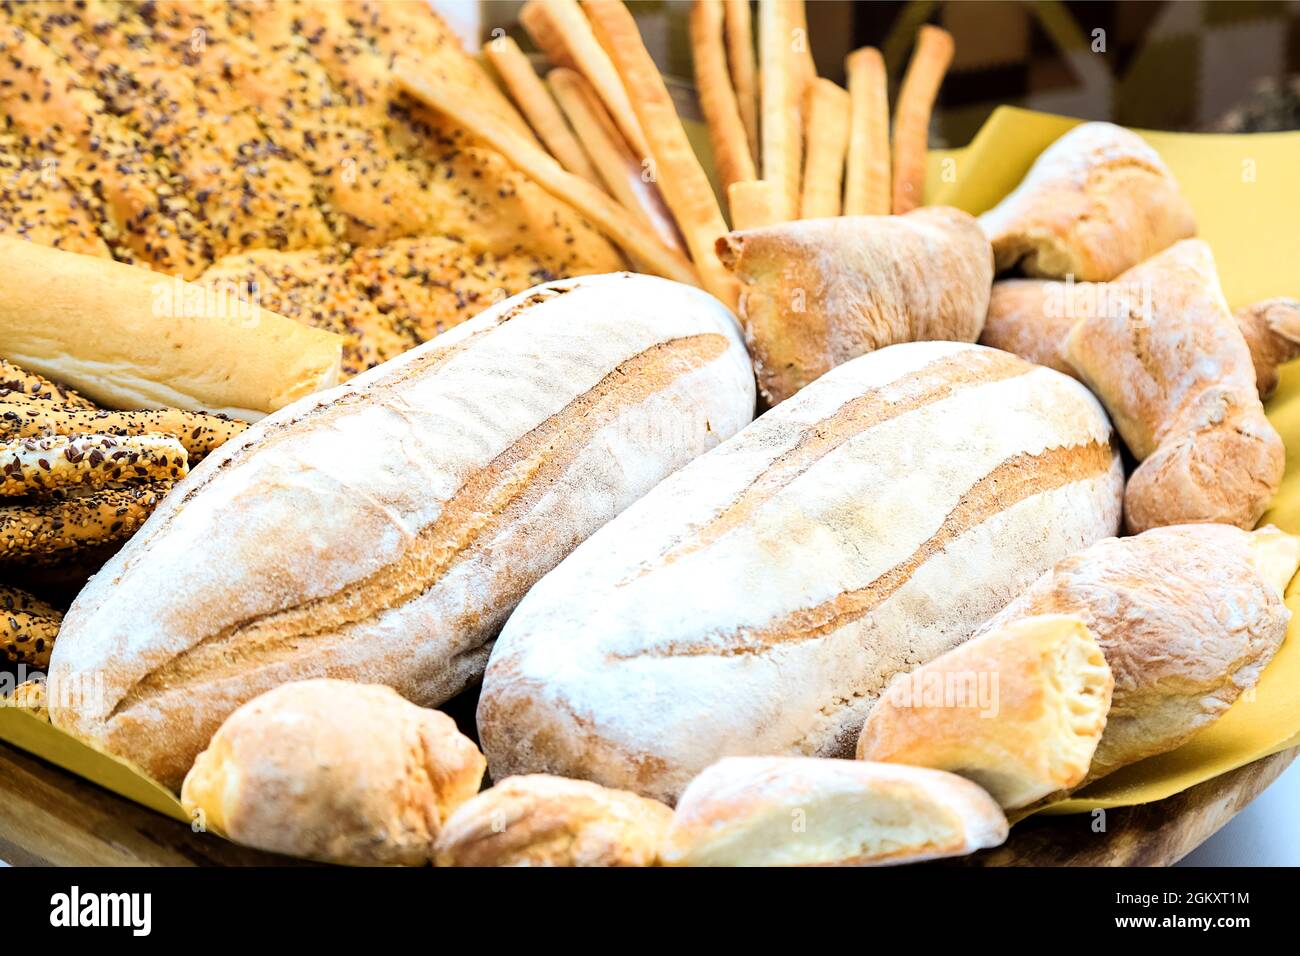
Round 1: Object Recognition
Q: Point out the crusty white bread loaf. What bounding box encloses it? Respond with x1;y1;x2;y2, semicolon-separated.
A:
856;614;1114;809
659;757;1008;867
180;679;484;866
0;236;343;420
976;524;1298;784
48;273;755;789
978;122;1195;281
434;774;673;867
479;341;1124;802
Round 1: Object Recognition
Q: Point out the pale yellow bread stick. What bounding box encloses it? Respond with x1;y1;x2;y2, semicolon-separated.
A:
396;68;700;287
548;68;685;254
800;79;851;219
757;0;804;220
844;46;891;215
892;25;954;213
584;1;738;307
724;0;760;162
485;36;601;182
519;0;577;69
691;0;757;196
726;180;785;231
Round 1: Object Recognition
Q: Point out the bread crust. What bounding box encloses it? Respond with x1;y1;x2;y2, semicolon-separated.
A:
181;679;484;866
659;757;1008;867
434;774;672;867
718;208;993;404
979;122;1196;281
48;273;755;790
479;342;1122;802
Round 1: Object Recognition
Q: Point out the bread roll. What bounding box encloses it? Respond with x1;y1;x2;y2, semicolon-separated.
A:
480;341;1123;802
49;273;755;789
979;122;1195;281
717;207;993;404
659;757;1008;867
856;614;1113;809
181;680;484;866
978;278;1084;378
0;237;343;420
434;775;672;867
978;524;1298;783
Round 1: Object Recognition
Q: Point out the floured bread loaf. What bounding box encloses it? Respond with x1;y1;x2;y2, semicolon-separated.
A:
659;757;1008;867
479;341;1123;802
49;273;756;789
857;614;1114;809
979;122;1195;281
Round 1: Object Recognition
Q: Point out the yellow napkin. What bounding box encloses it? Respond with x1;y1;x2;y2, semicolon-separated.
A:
930;106;1300;812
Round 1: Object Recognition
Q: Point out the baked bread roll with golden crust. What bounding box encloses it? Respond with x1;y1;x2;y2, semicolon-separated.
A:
717;207;993;404
480;342;1123;803
659;757;1007;867
856;614;1113;809
181;680;484;866
977;524;1298;784
1235;298;1300;399
979;122;1195;281
1063;240;1284;532
434;775;672;868
49;273;755;790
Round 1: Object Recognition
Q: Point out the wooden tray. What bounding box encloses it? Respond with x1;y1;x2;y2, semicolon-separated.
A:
1;739;1292;867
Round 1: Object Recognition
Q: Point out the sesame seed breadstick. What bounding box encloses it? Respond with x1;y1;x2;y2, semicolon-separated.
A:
0;359;94;409
0;434;188;497
0;481;174;562
0;585;61;669
6;679;48;720
0;397;247;462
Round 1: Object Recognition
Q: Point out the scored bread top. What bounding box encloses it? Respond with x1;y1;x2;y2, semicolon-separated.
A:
480;341;1124;803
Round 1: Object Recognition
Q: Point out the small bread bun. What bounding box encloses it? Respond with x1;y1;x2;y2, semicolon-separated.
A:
434;775;672;867
857;614;1114;809
660;757;1007;867
181;679;484;866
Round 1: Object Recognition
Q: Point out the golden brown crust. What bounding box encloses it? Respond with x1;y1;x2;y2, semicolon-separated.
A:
0;482;174;563
181;679;485;866
857;614;1113;809
978;279;1086;377
979;122;1196;281
718;208;994;403
434;774;672;867
0;585;61;668
1235;298;1300;399
1063;240;1283;532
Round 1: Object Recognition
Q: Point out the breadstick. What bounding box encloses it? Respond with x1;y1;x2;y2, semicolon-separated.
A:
486;36;602;184
541;0;650;160
0;433;188;497
584;1;738;307
519;0;577;70
396;69;701;288
891;25;954;214
0;585;61;668
723;0;760;162
690;0;757;195
727;180;784;230
799;79;851;219
0;481;173;561
790;0;817;86
0;359;94;408
757;0;803;221
844;46;891;216
0;398;246;461
548;68;685;254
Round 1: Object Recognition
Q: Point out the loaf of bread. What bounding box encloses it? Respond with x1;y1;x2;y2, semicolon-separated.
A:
1235;297;1300;399
1064;240;1284;532
717;207;993;404
479;341;1123;802
979;122;1195;281
979;278;1085;378
48;273;755;789
659;757;1008;866
0;237;343;419
978;524;1298;783
181;680;484;866
434;774;673;867
856;614;1114;809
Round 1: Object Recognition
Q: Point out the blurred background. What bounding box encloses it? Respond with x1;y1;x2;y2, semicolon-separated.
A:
450;0;1300;142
